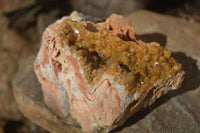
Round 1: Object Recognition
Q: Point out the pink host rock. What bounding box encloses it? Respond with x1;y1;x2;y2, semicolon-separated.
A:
34;11;185;133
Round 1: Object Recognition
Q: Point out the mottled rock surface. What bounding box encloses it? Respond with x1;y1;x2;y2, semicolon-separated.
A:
12;10;200;133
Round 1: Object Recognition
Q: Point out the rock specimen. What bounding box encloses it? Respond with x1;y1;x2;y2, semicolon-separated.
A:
34;11;185;133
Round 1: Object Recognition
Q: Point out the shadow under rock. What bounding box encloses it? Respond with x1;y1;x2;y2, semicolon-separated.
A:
3;120;23;133
112;33;200;132
136;33;167;47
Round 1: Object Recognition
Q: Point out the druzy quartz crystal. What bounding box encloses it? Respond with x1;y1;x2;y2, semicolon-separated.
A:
34;11;185;133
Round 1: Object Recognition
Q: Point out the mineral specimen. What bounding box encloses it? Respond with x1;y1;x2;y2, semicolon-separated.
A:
34;11;185;133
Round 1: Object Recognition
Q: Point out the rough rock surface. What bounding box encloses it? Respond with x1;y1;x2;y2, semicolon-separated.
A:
33;12;184;133
12;10;200;133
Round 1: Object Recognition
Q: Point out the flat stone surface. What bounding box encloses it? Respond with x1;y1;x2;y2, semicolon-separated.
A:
12;10;200;133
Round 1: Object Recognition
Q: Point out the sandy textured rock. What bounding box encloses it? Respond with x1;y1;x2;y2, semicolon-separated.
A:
34;11;184;133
